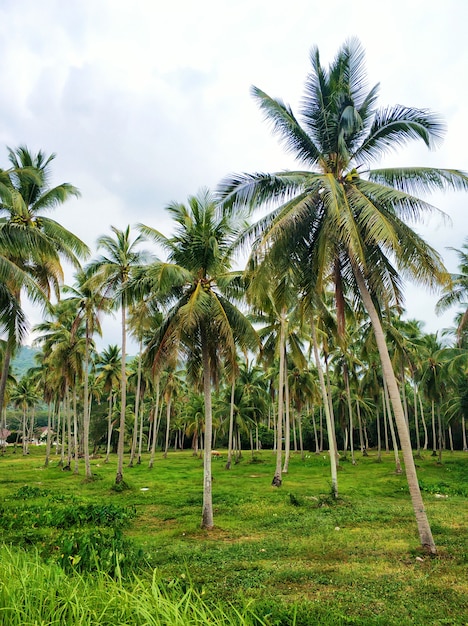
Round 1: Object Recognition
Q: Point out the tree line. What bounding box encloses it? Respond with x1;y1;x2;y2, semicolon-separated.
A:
1;39;468;554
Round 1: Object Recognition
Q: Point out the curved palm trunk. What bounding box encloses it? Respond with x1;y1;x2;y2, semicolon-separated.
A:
200;328;214;529
462;415;467;451
354;265;436;554
311;319;338;498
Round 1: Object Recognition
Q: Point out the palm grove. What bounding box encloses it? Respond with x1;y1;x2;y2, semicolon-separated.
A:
1;40;467;554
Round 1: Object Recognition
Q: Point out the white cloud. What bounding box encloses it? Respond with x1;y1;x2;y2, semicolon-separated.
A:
1;0;467;350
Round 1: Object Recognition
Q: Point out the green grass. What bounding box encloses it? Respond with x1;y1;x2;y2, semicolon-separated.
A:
0;447;467;625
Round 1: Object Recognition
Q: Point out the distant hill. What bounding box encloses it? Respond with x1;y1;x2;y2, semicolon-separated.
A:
11;346;40;379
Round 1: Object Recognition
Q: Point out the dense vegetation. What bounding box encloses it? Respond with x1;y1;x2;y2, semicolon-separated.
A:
0;447;467;625
1;38;468;623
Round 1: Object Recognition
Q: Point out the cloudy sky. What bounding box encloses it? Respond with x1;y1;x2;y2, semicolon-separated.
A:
1;0;467;350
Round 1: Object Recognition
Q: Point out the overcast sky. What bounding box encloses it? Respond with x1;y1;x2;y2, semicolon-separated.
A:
1;0;467;351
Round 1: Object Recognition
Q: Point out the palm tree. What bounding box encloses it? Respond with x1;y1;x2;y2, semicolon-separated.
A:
0;146;88;420
34;300;86;472
436;240;468;346
138;189;259;528
95;345;122;462
62;269;111;478
219;39;468;553
86;226;150;485
10;374;41;455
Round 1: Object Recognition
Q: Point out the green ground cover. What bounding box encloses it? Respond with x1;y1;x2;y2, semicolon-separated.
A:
0;448;466;625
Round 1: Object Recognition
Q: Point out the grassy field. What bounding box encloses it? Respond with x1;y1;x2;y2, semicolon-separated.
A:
0;447;467;625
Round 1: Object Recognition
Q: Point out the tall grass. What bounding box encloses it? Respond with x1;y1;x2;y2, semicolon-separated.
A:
0;448;467;624
0;546;265;626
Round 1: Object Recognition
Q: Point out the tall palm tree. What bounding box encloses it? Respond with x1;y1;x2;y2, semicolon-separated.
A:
62;269;111;479
138;189;259;528
86;226;150;485
34;300;86;471
0;146;88;420
219;39;468;553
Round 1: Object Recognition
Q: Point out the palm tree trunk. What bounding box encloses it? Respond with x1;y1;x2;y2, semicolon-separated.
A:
272;311;286;486
115;299;127;485
105;392;113;463
354;265;437;554
356;401;367;456
419;393;428;450
225;379;235;470
431;400;437;456
73;390;79;475
376;407;382;462
383;382;402;474
22;408;27;455
66;387;72;470
462;415;467;451
298;411;304;460
325;356;339;464
344;367;355;465
60;403;66;465
149;379;160;469
413;382;421;458
311;319;338;497
83;325;92;479
312;405;320;454
0;338;13;425
200;327;214;529
163;398;172;458
137;396;145;464
129;341;143;467
282;360;291;473
44;403;53;467
437;406;443;464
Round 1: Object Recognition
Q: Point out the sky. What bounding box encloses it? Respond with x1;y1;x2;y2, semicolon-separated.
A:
0;0;467;351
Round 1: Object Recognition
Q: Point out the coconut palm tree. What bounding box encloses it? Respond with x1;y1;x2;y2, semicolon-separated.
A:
436;241;468;346
86;226;150;485
34;300;86;471
138;189;259;528
62;269;111;479
95;345;122;462
0;146;88;421
219;39;468;553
